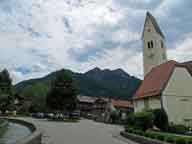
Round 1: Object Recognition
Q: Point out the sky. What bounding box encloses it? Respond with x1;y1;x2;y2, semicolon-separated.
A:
0;0;192;83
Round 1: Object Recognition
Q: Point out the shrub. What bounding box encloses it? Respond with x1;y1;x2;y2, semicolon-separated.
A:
188;140;192;144
125;127;134;133
147;132;156;139
144;132;150;137
166;136;175;143
134;111;154;131
134;130;143;136
126;113;135;126
175;137;186;144
153;109;168;131
156;134;165;141
168;124;188;134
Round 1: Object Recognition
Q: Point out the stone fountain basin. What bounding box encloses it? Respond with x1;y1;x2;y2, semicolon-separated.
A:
0;118;41;144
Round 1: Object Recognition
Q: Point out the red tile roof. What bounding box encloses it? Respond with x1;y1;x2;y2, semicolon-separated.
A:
112;99;133;108
134;60;190;100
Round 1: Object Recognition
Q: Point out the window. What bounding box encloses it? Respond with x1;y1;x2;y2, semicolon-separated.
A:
148;42;151;48
151;41;153;48
147;40;154;49
161;40;164;48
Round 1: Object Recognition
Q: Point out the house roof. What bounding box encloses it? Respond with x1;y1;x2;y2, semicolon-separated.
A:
142;12;165;39
111;99;133;108
134;60;190;100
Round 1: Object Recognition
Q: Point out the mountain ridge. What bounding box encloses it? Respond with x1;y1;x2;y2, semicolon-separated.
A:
15;67;141;100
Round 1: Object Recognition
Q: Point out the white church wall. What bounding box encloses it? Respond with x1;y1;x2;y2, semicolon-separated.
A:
148;97;161;110
133;99;144;112
134;97;161;112
162;67;192;126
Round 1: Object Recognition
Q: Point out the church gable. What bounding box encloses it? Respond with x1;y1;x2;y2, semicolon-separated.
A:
163;66;192;97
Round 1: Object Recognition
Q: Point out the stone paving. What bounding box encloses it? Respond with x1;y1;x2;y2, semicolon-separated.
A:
20;117;137;144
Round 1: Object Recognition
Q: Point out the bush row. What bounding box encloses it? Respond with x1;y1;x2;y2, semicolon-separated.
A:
125;127;192;144
126;109;168;131
126;109;191;135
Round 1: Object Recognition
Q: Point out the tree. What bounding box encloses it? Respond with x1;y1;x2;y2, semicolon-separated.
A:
46;70;78;112
0;69;14;112
153;109;168;131
0;69;12;94
21;83;49;113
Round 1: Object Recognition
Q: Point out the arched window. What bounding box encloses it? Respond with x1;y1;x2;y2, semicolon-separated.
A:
151;41;153;48
148;42;151;49
147;40;153;49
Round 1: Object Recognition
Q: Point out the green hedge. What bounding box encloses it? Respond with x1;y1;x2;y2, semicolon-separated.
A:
156;134;165;141
188;140;192;144
124;127;192;144
175;137;186;144
166;136;175;143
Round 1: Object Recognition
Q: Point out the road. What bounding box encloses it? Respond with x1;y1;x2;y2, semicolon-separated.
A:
20;118;137;144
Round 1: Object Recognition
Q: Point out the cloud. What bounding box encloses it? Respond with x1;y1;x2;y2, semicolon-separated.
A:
0;0;191;83
168;34;192;62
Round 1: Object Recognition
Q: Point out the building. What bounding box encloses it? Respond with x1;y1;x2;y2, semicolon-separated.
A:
133;12;192;126
142;12;167;76
78;96;95;116
78;96;133;121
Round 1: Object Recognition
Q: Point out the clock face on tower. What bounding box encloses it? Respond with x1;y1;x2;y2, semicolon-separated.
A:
148;53;154;59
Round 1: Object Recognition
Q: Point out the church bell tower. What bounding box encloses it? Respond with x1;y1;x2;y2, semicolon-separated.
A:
142;12;167;76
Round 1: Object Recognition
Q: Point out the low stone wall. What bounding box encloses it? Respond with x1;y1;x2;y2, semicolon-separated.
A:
120;131;168;144
2;118;42;144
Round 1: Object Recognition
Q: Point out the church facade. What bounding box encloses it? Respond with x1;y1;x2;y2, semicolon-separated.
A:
133;12;192;126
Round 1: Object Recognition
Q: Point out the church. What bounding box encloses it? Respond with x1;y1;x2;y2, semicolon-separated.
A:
133;12;192;126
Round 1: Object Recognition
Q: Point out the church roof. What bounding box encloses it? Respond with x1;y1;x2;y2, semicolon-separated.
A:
134;60;192;100
142;12;165;39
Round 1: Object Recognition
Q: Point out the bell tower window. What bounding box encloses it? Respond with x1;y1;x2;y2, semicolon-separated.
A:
147;40;154;49
151;41;153;48
148;42;151;49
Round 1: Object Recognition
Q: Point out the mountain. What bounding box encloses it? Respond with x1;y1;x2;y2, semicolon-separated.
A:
15;68;141;100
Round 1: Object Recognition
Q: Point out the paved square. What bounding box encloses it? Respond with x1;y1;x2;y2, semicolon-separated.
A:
21;118;137;144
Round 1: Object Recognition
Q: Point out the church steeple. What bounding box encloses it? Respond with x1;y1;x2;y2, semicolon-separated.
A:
142;12;165;40
142;12;167;76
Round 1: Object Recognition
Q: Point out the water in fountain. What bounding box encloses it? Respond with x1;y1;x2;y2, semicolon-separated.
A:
0;122;32;144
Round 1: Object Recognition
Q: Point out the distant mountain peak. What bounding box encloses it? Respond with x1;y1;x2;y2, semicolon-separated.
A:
91;67;101;72
85;67;101;75
113;68;129;77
